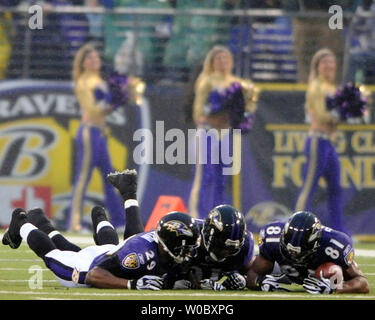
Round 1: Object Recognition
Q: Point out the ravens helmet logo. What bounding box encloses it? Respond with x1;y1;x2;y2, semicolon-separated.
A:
208;209;223;231
165;220;193;237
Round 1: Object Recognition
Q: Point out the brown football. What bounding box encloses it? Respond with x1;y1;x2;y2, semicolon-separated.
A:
315;262;342;279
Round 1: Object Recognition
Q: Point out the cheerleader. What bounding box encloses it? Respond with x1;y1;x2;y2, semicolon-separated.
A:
69;44;143;232
188;45;257;219
295;48;348;234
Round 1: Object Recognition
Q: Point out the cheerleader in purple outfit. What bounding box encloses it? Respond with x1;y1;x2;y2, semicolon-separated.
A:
295;48;348;234
188;46;258;219
69;44;144;232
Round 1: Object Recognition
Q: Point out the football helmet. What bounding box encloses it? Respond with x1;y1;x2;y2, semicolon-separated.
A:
280;211;322;264
156;212;201;264
202;204;246;262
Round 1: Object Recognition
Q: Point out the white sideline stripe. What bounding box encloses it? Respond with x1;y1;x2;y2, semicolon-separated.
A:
35;297;74;300
0;258;40;262
0;290;374;299
0;268;49;271
0;279;58;283
356;249;375;258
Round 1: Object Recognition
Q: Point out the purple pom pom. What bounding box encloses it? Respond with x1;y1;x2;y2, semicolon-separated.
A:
325;83;367;120
106;72;130;109
206;82;254;132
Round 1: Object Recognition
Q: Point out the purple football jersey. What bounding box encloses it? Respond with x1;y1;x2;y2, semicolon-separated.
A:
89;231;171;280
259;222;354;284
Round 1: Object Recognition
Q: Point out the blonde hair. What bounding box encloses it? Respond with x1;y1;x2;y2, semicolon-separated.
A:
195;45;234;89
72;44;97;83
308;48;336;83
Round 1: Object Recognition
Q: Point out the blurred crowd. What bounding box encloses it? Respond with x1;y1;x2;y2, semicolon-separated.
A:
0;0;374;83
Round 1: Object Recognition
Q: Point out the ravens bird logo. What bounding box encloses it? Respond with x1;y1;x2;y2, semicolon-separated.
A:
208;209;223;231
165;220;193;237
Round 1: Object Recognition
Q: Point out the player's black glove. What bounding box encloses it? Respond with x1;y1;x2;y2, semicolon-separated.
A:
129;275;164;291
256;274;291;292
222;272;247;290
106;169;137;201
200;279;225;291
303;274;335;294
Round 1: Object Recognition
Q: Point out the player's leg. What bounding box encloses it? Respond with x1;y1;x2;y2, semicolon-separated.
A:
96;131;125;228
91;206;119;245
295;135;327;211
2;208;57;258
106;169;144;239
2;209;109;288
123;199;144;240
27;208;81;252
44;244;115;288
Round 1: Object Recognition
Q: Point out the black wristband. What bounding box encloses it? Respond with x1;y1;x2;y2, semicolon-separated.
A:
127;279;137;290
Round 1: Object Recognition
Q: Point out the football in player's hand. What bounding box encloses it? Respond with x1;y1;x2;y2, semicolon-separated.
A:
315;262;344;289
315;262;341;278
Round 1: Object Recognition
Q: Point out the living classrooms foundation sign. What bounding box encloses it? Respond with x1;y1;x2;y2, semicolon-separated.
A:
0;81;136;228
244;90;375;234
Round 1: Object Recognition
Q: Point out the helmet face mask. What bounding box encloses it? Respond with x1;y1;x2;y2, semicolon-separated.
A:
280;211;322;264
156;212;201;264
203;205;246;262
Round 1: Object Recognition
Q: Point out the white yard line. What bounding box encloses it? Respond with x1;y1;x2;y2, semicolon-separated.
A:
0;290;373;299
0;258;40;262
0;279;58;283
0;267;49;271
356;249;375;258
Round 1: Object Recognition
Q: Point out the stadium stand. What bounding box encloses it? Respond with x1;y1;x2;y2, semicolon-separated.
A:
0;2;374;84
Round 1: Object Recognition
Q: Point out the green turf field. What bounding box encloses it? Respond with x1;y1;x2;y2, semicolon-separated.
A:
0;232;374;300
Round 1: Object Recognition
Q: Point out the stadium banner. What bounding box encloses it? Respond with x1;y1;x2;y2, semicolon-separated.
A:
242;90;375;235
0;80;140;229
0;80;374;235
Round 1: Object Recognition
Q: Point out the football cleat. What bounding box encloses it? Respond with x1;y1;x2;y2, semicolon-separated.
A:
106;169;137;201
27;208;55;234
2;208;28;249
91;206;110;245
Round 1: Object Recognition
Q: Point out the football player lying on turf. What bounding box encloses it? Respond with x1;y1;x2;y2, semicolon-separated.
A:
2;170;201;290
2;208;200;290
172;204;255;291
246;211;369;294
106;172;256;291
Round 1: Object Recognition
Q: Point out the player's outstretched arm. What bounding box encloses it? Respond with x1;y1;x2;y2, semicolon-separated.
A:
85;267;164;290
85;266;129;289
338;261;370;294
246;255;274;290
